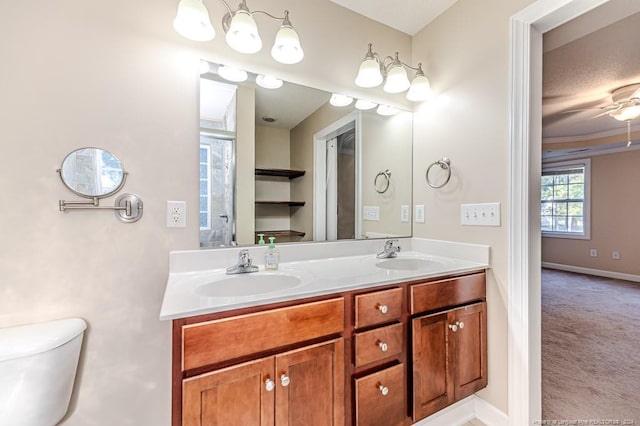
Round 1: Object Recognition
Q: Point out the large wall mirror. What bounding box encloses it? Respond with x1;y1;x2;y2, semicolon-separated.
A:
199;60;413;247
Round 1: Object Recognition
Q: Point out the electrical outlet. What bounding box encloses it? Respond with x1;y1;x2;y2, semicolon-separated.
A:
612;251;620;260
590;249;597;257
167;201;186;228
460;202;501;226
415;205;425;223
400;205;409;223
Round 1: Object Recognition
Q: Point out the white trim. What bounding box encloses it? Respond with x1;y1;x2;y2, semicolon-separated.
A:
508;1;611;426
410;395;507;426
542;262;640;283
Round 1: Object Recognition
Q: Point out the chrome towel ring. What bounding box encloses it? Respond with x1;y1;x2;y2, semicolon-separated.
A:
426;158;451;189
374;169;391;194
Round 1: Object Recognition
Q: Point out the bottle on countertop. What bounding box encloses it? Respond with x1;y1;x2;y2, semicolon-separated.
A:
257;233;266;245
264;237;279;270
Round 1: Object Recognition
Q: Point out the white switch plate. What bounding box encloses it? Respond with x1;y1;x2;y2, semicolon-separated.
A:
415;205;425;223
590;249;598;257
612;251;620;260
460;202;501;226
363;206;380;221
400;205;409;223
167;201;186;228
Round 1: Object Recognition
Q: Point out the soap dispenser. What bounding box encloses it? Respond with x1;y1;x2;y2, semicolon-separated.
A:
264;237;280;270
257;233;266;245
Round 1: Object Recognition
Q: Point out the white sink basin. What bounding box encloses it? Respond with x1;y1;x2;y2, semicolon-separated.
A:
195;273;303;298
375;258;436;271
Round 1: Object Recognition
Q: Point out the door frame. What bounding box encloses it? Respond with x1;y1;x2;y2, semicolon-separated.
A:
313;111;362;241
508;0;609;424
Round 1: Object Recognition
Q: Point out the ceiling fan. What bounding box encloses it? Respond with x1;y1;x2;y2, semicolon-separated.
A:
565;83;640;146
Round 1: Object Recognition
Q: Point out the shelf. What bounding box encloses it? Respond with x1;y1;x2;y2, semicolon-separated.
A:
255;230;306;241
255;168;306;179
256;201;305;207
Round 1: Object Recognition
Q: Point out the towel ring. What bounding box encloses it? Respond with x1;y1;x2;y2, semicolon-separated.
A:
374;169;391;194
426;158;451;189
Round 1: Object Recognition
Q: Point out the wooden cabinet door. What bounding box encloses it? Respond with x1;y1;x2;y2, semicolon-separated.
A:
451;302;487;400
411;312;453;420
183;357;274;426
274;338;345;426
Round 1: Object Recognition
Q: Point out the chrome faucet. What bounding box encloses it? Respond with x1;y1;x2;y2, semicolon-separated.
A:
377;239;401;259
226;249;259;274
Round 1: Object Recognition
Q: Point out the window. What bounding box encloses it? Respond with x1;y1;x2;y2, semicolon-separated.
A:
199;144;211;230
541;159;590;239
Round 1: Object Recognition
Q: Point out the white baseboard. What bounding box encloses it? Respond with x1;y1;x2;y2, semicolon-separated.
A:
542;262;640;283
410;395;506;426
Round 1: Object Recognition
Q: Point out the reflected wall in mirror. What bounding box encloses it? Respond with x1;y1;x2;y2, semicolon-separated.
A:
59;147;125;198
199;61;413;247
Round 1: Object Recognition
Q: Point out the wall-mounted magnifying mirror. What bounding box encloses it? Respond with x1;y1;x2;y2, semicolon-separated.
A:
57;147;143;223
199;61;413;247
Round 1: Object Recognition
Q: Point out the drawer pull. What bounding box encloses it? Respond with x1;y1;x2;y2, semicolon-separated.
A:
280;374;290;387
378;383;389;396
459;321;465;329
448;323;458;332
265;378;275;392
377;340;389;352
376;304;388;314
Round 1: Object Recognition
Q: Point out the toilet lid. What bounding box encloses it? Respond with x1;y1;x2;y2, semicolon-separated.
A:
0;318;87;362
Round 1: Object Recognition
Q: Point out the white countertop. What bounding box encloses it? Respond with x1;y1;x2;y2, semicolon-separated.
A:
159;238;490;320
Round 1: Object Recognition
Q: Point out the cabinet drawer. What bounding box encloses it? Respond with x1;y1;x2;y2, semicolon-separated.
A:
354;363;406;426
354;323;403;367
410;273;485;315
182;298;344;371
355;287;403;329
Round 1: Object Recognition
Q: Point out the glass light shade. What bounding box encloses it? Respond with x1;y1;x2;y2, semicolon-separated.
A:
609;105;640;122
271;26;304;64
355;58;383;88
256;74;283;89
383;65;410;94
406;74;432;102
330;94;353;107
173;0;215;42
217;65;248;82
377;105;399;116
355;99;378;110
225;10;262;54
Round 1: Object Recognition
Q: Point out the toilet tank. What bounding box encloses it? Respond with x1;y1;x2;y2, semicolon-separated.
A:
0;318;87;426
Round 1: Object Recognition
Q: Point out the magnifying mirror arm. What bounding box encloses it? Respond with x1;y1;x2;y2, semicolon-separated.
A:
58;194;144;223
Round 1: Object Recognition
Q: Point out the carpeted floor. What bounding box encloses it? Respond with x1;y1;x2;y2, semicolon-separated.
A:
542;268;640;423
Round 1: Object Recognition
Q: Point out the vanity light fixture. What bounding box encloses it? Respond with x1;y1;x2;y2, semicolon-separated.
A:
173;0;304;64
355;43;432;101
355;99;378;110
376;105;399;116
217;65;248;82
329;93;354;107
256;74;283;89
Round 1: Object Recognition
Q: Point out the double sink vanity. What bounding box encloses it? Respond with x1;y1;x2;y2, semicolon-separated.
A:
160;238;490;425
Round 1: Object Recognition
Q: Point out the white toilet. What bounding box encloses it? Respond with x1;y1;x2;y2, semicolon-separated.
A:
0;318;87;426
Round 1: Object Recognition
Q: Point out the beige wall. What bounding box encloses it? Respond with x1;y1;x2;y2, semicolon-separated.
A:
0;0;410;424
542;150;640;274
411;0;535;414
235;85;256;246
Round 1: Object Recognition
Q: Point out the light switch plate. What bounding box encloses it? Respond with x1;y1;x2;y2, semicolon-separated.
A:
363;206;380;221
401;205;409;223
415;205;425;223
460;202;500;226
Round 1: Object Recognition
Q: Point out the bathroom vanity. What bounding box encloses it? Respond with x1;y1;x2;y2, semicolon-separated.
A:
161;238;489;426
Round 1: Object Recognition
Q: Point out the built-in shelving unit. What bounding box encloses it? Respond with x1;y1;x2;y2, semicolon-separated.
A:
255;168;306;243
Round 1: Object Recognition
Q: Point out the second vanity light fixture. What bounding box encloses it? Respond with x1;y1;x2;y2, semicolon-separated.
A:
355;43;431;102
174;0;304;64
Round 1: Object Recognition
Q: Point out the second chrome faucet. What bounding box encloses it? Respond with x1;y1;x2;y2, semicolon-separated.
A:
377;239;401;259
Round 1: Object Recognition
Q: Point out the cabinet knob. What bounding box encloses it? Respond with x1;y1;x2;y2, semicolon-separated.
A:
378;384;389;396
458;321;465;329
376;304;388;314
265;378;275;392
377;340;389;352
280;374;290;387
448;323;458;332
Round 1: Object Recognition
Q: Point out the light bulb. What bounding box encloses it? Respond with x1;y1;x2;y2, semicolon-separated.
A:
256;75;283;89
173;0;215;42
406;74;432;102
355;99;378;110
225;9;262;54
609;105;640;122
272;26;304;64
355;58;383;88
383;65;410;94
330;94;353;107
217;65;248;82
